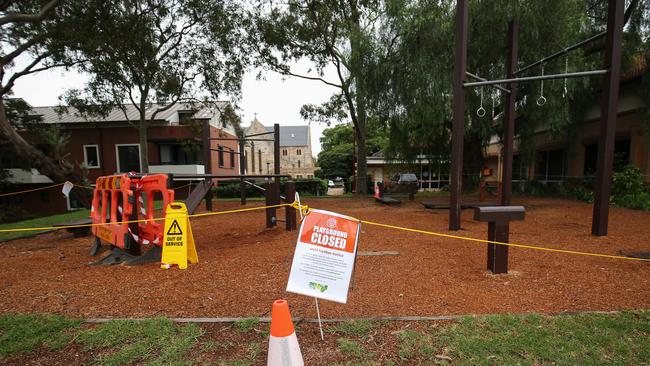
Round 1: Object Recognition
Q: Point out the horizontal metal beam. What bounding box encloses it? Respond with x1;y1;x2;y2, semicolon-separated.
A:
171;174;291;180
465;72;511;94
464;69;609;88
514;31;607;75
209;137;275;142
245;131;274;138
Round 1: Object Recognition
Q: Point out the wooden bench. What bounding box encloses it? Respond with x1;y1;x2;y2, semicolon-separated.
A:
53;218;92;238
474;206;525;274
421;202;492;210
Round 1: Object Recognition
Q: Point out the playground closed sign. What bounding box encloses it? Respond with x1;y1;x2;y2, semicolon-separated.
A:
286;209;361;303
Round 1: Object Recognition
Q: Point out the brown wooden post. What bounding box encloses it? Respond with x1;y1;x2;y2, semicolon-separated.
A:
202;119;213;211
474;206;525;274
501;20;518;206
592;0;624;236
449;0;469;231
285;181;297;231
265;182;279;228
239;138;246;205
274;123;281;186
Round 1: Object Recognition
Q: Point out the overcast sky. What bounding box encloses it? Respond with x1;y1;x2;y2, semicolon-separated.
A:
9;59;342;156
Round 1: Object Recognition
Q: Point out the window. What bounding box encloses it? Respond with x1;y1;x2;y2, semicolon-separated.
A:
218;146;224;167
115;144;142;173
282;149;288;156
584;138;631;176
159;144;199;165
307;175;313;178
297;149;302;155
535;149;566;182
296;175;303;179
298;160;301;168
84;145;100;168
230;149;235;168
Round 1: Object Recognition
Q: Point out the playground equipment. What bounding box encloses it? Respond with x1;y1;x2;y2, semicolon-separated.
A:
450;0;625;236
474;206;525;274
374;182;401;205
88;170;298;265
374;173;418;205
89;173;174;264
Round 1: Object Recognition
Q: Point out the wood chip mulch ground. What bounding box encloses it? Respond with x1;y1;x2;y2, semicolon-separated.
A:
0;196;649;319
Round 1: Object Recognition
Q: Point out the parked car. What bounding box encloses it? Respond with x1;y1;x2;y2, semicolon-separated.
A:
328;180;335;188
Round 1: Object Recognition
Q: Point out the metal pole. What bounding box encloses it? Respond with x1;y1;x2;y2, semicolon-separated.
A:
463;69;608;88
501;20;518;206
274;123;281;186
465;72;511;94
449;0;468;231
202;120;213;212
592;0;624;236
251;141;255;173
239;138;246;205
514;31;607;75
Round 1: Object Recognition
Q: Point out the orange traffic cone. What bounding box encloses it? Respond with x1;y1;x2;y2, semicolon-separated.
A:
267;299;304;366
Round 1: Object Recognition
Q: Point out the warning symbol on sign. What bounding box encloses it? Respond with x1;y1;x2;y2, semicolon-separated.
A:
166;220;183;235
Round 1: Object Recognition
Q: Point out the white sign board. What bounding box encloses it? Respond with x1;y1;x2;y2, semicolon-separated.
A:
286;209;361;304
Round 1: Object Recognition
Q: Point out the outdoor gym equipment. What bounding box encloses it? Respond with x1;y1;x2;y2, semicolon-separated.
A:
474;205;525;274
450;0;625;236
202;122;281;208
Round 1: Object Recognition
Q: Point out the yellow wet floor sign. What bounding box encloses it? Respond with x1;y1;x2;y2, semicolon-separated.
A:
161;202;198;269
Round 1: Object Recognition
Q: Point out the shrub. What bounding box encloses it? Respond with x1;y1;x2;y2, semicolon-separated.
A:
212;178;327;198
611;166;650;210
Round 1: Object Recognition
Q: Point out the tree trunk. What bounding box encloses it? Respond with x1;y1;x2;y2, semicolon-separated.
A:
349;3;368;195
139;120;149;173
0;99;74;183
138;101;149;173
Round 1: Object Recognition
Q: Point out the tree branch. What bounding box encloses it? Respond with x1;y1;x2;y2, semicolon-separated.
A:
0;37;40;66
0;0;60;27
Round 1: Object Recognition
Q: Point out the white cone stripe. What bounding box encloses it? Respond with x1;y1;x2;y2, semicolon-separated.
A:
267;333;303;366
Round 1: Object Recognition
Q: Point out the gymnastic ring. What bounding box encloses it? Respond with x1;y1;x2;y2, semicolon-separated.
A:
536;96;547;106
476;107;486;117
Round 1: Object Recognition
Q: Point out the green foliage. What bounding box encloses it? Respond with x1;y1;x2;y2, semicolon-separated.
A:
317;123;387;180
213;179;327;198
0;314;81;358
0;208;91;240
611;166;650;210
78;318;203;366
437;311;650;366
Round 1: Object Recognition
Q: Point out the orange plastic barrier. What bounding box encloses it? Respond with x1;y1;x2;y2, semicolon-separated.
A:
134;174;175;247
91;173;175;253
91;174;137;252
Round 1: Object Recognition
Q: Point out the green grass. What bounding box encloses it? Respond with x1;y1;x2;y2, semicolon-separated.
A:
78;318;203;366
0;209;90;242
233;317;259;333
1;312;649;365
0;314;82;358
336;338;375;360
437;311;650;366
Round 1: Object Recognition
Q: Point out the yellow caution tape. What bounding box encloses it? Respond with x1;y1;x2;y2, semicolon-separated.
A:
0;200;648;264
0;183;64;197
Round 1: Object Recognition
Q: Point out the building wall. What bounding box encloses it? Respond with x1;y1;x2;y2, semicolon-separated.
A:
243;119;316;178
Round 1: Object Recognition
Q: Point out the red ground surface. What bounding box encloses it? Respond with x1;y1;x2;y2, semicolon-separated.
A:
0;196;649;319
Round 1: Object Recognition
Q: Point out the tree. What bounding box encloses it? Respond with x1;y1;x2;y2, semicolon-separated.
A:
370;0;645;187
0;0;81;182
316;122;386;180
62;0;248;173
254;0;381;194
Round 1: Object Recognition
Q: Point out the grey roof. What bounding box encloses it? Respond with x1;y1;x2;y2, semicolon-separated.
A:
29;102;229;124
263;125;309;147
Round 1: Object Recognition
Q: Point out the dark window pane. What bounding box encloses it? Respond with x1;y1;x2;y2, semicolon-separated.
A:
85;146;99;167
117;145;141;172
